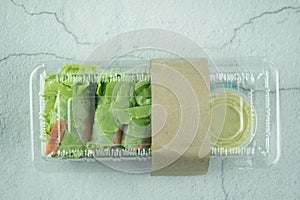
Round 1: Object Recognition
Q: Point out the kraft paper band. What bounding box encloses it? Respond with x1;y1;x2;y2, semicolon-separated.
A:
151;58;210;176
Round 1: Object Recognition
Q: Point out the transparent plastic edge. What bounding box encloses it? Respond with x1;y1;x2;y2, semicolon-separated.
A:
263;59;281;167
30;64;44;163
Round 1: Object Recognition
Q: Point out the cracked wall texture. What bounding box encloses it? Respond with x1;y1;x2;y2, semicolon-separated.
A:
0;0;300;199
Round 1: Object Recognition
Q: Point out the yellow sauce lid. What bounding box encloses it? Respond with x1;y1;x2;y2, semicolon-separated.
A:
210;89;256;149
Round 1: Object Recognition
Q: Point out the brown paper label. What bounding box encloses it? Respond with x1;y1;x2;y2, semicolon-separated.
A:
151;58;210;176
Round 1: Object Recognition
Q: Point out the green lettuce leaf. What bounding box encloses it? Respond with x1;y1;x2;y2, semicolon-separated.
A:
128;105;151;119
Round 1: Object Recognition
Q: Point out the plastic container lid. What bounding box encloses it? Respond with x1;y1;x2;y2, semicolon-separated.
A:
29;57;281;173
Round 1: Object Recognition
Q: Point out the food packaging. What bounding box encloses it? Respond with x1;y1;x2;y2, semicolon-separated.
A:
30;57;280;174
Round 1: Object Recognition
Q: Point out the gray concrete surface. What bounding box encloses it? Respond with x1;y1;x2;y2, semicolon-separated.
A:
0;0;300;199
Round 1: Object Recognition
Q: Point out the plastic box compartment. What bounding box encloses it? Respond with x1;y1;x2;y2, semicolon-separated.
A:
209;58;280;169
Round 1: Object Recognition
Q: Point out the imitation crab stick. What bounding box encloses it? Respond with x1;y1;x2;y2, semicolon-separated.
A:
134;138;151;151
45;119;67;155
113;128;124;145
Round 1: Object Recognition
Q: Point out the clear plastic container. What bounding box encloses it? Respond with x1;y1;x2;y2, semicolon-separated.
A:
209;58;280;169
29;57;280;173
